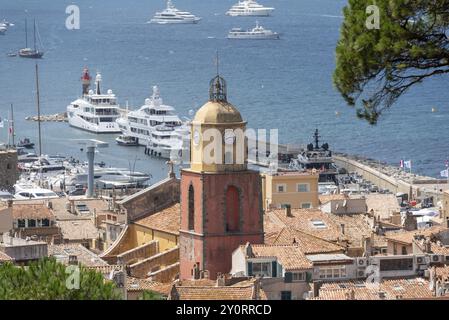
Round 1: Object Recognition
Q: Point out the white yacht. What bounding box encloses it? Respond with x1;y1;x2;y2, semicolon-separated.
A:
146;124;186;159
226;0;274;17
116;85;189;157
67;69;122;133
14;183;59;200
0;23;7;35
150;0;201;24
227;21;279;40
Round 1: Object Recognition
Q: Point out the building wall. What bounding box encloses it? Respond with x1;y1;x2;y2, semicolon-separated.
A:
179;170;264;280
443;191;449;223
120;177;180;223
0;207;12;234
262;173;319;210
132;224;178;252
387;241;413;255
0;150;18;190
261;278;311;300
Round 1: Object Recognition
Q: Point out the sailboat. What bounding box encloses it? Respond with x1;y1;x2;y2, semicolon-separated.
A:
19;19;44;59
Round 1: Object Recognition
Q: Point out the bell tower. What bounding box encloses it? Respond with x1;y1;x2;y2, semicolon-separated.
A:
179;72;264;280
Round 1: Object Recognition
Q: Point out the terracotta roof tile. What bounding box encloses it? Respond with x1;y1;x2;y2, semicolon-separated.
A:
243;244;312;270
267;227;345;254
48;244;108;267
126;277;172;296
57;219;99;240
0;251;12;262
315;278;434;300
134;203;180;235
12;204;55;220
171;279;266;300
386;226;448;245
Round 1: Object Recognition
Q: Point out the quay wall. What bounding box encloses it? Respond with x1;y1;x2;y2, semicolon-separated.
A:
333;156;414;196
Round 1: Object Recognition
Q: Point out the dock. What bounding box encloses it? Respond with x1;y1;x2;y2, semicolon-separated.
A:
26;112;68;122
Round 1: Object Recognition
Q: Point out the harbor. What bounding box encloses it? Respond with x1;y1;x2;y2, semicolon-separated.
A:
2;0;449;303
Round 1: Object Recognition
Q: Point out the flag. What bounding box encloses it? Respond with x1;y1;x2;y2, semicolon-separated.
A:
399;160;404;168
404;160;412;169
0;117;3;128
441;169;449;178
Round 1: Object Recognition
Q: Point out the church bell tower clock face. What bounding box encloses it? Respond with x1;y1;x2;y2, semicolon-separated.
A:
193;129;200;146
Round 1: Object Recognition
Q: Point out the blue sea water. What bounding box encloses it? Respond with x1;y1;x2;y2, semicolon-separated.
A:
1;0;449;181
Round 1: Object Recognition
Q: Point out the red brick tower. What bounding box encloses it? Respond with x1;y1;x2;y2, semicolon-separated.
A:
179;74;264;280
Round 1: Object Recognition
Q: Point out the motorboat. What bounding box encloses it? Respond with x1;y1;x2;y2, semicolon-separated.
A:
116;135;139;146
150;0;201;24
226;0;274;17
17;138;35;149
227;21;279;39
67;68;122;133
14;183;59;200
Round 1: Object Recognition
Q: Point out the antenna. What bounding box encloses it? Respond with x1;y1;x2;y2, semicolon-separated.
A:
215;50;220;77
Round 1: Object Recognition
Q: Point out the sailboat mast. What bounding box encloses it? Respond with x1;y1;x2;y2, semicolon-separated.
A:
35;63;42;156
25;19;28;48
10;104;15;146
33;19;37;51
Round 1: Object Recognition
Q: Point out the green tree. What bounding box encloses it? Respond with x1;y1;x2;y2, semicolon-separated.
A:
139;290;167;300
0;258;121;300
334;0;449;124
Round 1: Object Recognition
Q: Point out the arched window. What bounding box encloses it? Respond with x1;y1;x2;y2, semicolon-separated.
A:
188;185;195;231
225;186;240;232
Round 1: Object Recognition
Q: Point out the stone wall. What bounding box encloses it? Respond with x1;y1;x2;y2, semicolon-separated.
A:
148;262;180;283
117;240;159;265
129;246;179;278
119;177;180;223
0;150;18;190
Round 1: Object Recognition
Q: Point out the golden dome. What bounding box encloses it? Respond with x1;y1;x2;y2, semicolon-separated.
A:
193;101;243;124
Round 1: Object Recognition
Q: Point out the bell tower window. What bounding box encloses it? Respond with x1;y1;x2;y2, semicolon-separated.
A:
188;185;195;231
225;186;240;232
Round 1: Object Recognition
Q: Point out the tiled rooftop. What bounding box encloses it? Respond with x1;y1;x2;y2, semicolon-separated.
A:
126;277;172;296
241;244;313;270
57;218;99;240
48;243;108;267
385;226;447;245
266;227;345;254
12;203;55;220
0;251;12;262
170;278;266;300
315;278;434;300
134;203;180;235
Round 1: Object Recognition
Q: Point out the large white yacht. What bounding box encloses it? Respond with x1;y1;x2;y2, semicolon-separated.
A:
226;0;274;17
227;21;279;40
116;85;189;156
67;69;121;133
150;0;201;24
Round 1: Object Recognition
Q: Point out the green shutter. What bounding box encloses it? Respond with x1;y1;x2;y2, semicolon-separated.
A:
247;262;253;276
284;272;292;283
271;261;277;277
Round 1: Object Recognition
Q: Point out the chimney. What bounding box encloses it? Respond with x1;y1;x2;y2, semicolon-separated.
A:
340;224;345;235
345;289;355;300
216;274;226;287
245;242;253;258
6;200;13;208
285;204;292;217
68;255;78;265
378;291;386;299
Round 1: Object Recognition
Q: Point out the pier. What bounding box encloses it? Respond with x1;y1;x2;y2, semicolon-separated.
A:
334;153;448;203
25;112;68;122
